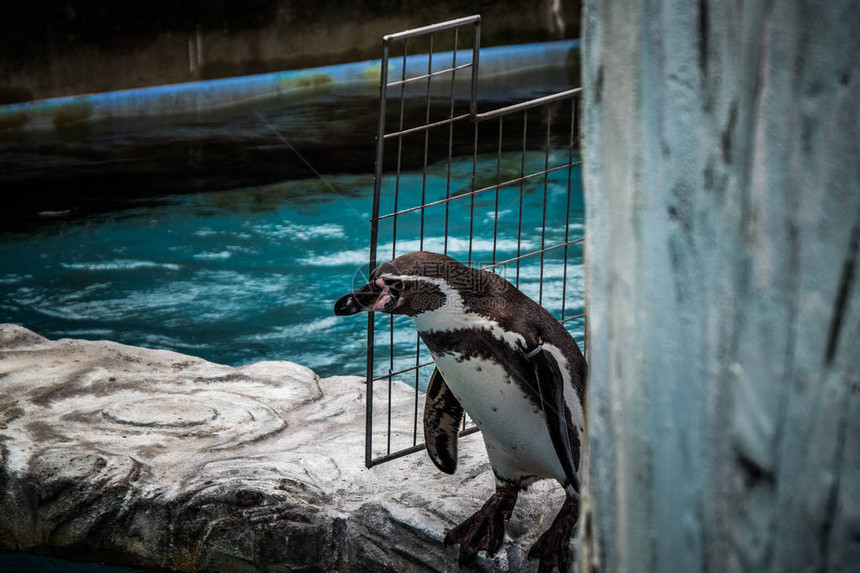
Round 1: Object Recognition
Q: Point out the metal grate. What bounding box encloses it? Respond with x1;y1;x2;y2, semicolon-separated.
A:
365;15;584;468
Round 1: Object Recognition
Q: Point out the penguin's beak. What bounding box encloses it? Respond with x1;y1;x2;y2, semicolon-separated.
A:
334;280;386;316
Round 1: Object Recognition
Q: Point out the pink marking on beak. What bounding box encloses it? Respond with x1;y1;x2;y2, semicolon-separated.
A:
372;293;391;311
372;278;392;311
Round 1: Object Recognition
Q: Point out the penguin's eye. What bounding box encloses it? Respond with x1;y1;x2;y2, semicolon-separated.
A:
388;279;404;291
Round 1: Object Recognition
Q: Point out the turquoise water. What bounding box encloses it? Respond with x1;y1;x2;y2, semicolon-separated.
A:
0;152;583;378
0;551;142;572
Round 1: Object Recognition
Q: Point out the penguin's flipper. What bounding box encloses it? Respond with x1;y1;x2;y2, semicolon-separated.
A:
423;367;464;474
528;346;581;495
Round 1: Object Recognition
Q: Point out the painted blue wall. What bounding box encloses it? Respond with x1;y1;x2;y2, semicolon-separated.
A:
1;40;578;131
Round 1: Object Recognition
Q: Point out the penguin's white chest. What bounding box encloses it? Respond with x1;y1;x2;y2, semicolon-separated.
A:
429;351;566;485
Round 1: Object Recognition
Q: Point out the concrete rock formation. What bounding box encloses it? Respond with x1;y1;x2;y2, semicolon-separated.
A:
0;324;566;572
581;0;859;571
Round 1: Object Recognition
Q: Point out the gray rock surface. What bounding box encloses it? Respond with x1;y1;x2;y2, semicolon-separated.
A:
0;324;566;572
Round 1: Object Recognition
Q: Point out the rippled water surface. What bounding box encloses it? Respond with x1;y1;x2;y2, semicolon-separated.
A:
0;152;583;378
0;67;583;381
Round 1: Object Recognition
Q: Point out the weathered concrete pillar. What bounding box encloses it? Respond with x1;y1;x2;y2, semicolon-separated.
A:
580;1;859;572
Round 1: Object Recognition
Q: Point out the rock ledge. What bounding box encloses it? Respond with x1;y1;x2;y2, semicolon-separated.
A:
0;324;565;572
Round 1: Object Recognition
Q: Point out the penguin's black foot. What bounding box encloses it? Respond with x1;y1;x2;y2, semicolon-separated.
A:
528;496;580;573
444;484;519;565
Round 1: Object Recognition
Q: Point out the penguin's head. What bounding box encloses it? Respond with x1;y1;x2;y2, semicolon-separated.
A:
334;251;460;317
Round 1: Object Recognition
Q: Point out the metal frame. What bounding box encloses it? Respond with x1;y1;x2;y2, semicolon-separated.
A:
366;15;584;468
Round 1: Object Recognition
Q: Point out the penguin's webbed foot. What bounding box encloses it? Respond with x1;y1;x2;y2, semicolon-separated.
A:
528;495;579;573
444;484;519;565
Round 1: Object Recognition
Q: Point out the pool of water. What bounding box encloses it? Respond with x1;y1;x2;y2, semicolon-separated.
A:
0;65;583;379
0;151;583;378
0;551;143;572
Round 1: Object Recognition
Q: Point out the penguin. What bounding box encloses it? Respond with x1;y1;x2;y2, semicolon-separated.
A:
334;251;586;573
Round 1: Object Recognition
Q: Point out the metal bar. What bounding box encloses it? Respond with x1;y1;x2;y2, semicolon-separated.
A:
470;20;480;118
385;40;409;456
538;106;551;305
366;36;392;469
391;41;408;260
382;113;472;140
368;442;426;468
365;314;376;468
574;91;585;354
561;95;575;321
419;34;433;252
367;426;482;468
413;334;421;445
443;28;459;256
377;162;581;220
413;34;435;445
372;360;435;382
575;91;583;148
385;62;473;88
468;117;478;265
516;109;527;287
492;115;502;265
560;313;586;324
387;326;392;454
382;14;480;42
385;356;394;453
480;237;584;271
475;88;582;121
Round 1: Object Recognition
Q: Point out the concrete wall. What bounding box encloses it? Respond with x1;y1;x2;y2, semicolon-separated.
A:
0;0;580;104
580;0;859;572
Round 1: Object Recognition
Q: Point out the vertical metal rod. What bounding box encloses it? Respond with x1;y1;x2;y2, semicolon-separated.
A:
386;39;410;456
467;21;480;266
576;92;586;353
465;20;478;434
414;33;435;445
515;109;528;287
387;316;393;454
575;90;583;148
366;310;376;468
538;106;551;306
393;40;408;262
468;120;478;266
387;266;394;455
444;28;459;256
492;116;503;265
366;37;392;469
470;21;480;118
413;334;421;445
419;34;433;252
561;96;575;322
